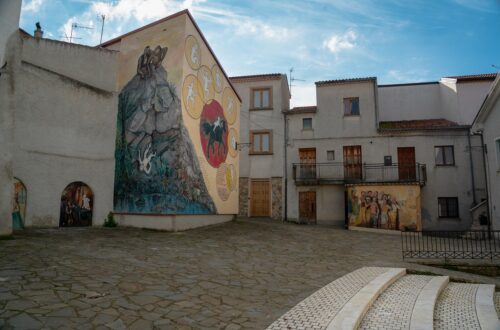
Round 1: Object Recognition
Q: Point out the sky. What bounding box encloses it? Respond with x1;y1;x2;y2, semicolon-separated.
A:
19;0;500;107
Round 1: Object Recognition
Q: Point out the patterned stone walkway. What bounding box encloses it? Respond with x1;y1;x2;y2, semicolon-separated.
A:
359;275;432;330
434;283;482;329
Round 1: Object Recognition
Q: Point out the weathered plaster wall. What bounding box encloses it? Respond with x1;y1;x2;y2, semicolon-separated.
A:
6;33;118;228
0;0;21;67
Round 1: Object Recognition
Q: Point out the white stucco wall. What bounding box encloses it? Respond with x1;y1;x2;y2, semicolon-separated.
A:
455;81;493;125
2;32;118;228
378;83;442;121
0;0;21;67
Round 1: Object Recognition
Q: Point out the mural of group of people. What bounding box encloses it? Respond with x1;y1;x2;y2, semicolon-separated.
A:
347;185;421;231
113;19;239;215
59;182;93;227
12;178;27;230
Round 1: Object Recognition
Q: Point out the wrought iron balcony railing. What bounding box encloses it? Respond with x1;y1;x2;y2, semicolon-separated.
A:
292;162;427;185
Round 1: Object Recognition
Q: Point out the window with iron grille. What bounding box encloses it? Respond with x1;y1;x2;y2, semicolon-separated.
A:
438;197;459;218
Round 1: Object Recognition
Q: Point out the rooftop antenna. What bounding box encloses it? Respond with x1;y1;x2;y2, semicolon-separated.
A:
60;32;81;43
98;14;106;45
69;22;93;43
289;67;305;96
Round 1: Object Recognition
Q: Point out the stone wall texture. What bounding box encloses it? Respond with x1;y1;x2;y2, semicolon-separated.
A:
271;177;283;220
239;178;249;217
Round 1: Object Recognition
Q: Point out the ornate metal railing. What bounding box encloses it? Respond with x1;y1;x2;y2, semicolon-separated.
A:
292;162;426;185
401;231;500;260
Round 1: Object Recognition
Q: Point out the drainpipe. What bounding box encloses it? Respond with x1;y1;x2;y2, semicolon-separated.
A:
283;112;288;222
467;133;477;205
475;131;491;237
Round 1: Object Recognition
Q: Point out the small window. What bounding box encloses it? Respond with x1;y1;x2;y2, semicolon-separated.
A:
251;88;272;109
303;118;313;130
327;150;335;161
435;146;455;166
343;97;360;116
250;130;272;154
438;197;459;218
496;138;500;170
384;156;392;166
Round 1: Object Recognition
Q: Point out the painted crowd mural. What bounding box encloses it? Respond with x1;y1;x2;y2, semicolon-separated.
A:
114;17;239;215
59;182;93;227
12;178;27;230
347;185;421;231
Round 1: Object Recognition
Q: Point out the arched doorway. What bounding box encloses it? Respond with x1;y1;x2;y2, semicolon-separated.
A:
60;182;93;227
12;178;27;230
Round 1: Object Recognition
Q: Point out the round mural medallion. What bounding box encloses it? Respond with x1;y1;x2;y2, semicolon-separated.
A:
211;64;224;93
222;87;238;125
228;128;239;158
185;35;201;70
199;100;228;168
197;65;215;102
182;74;204;119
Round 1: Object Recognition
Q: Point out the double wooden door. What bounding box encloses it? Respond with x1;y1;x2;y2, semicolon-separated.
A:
299;191;316;224
397;147;416;181
250;180;270;217
343;146;362;180
299;148;316;179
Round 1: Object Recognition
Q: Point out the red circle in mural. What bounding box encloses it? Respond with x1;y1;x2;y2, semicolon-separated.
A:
199;100;229;168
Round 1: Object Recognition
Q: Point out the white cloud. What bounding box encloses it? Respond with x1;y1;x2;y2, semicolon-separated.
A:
386;69;431;83
323;30;357;54
290;84;316;108
22;0;45;12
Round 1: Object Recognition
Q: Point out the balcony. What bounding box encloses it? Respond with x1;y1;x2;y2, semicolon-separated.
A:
292;162;427;186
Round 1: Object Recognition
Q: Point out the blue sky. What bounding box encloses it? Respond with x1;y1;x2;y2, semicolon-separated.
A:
20;0;500;106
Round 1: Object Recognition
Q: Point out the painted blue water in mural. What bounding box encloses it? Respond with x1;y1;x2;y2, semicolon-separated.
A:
113;45;216;214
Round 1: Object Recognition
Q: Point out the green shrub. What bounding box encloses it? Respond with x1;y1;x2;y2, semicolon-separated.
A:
103;212;117;228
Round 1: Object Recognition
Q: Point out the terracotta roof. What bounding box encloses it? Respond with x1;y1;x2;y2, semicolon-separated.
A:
444;73;497;82
98;9;241;102
285;106;317;114
378;119;467;131
229;73;283;83
315;77;376;87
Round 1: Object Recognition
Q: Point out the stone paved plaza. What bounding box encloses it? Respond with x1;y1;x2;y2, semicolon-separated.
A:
0;219;497;329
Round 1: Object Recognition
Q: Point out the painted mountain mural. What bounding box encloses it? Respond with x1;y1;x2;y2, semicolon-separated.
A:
114;45;216;214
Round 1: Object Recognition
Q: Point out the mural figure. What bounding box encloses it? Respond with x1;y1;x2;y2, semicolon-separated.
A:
114;44;216;214
200;100;229;168
347;186;418;231
59;182;93;227
12;178;27;230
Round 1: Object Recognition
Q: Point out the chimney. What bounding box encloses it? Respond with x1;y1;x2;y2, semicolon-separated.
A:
34;22;43;39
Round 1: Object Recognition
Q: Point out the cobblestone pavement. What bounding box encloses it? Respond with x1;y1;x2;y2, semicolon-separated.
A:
0;219;495;329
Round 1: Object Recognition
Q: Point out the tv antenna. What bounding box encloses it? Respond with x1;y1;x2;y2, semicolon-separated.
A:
289;67;305;96
98;14;106;45
68;22;93;43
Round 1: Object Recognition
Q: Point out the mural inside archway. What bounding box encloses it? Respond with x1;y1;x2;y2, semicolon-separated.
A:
12;178;27;230
60;182;93;227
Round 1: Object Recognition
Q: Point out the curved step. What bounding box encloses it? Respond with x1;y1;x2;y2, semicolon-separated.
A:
410;276;449;330
326;268;406;330
266;267;396;330
475;284;500;330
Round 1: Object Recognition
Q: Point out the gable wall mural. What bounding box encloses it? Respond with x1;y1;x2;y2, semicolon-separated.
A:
114;14;239;215
346;184;421;231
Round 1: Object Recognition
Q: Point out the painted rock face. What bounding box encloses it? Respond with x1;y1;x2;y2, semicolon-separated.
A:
199;100;228;168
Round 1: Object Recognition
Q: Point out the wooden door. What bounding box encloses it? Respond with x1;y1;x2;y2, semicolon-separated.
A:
250;180;270;217
343;146;362;180
299;148;316;179
397;147;416;181
299;191;316;224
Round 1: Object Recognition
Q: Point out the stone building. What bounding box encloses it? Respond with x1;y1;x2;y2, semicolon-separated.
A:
285;74;496;231
1;9;240;236
229;74;290;219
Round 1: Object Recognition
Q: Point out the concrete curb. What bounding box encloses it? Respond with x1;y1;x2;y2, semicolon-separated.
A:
409;276;449;330
475;284;500;330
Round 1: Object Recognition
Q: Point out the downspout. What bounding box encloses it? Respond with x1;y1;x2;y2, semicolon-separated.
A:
283;112;288;222
467;133;477;205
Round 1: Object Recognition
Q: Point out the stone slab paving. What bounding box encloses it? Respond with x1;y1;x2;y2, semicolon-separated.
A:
495;292;500;318
0;219;499;329
266;267;390;330
434;283;481;330
359;275;432;330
